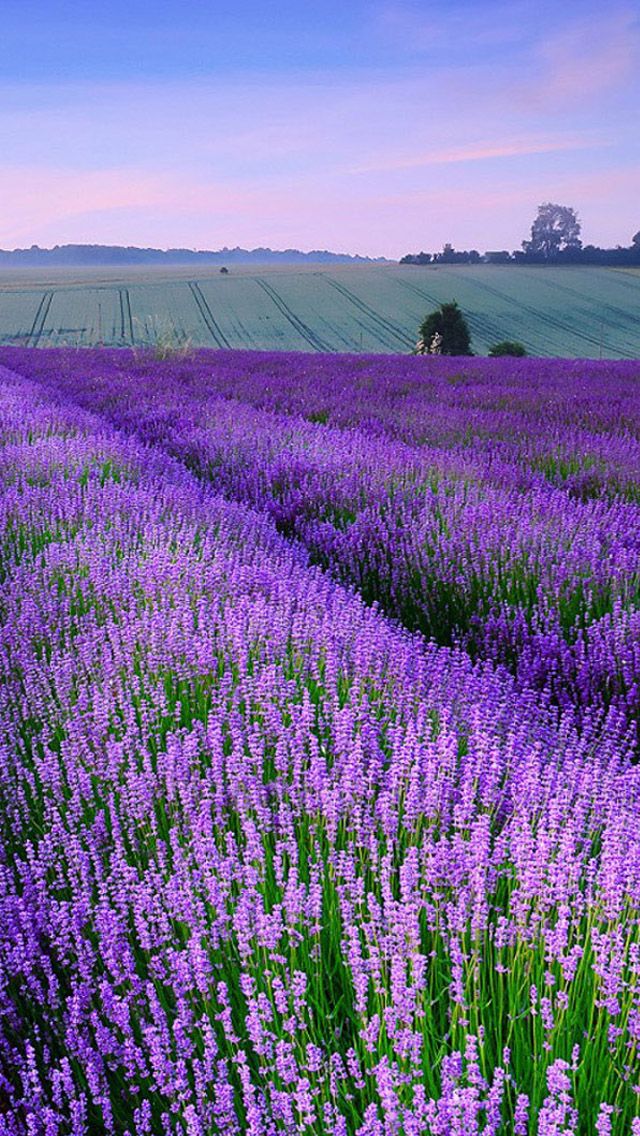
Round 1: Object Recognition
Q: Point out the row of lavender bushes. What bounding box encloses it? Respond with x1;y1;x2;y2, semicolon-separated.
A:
7;348;640;733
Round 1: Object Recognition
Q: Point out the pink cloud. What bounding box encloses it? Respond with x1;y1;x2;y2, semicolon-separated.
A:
0;165;279;246
1;168;172;241
349;133;603;174
525;7;640;107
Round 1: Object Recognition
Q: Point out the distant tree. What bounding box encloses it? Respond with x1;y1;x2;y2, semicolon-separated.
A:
488;340;527;357
433;245;481;265
400;251;433;265
523;203;582;260
220;266;229;274
418;301;473;356
633;231;640;248
402;247;491;266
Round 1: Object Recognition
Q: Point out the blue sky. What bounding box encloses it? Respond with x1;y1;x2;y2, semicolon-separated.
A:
1;0;638;255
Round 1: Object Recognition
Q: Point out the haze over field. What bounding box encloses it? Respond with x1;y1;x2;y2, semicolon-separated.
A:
1;0;639;257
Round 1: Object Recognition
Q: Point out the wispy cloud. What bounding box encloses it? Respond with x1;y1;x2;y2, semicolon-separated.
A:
0;167;167;242
526;6;640;107
349;133;604;174
0;165;261;245
373;1;531;55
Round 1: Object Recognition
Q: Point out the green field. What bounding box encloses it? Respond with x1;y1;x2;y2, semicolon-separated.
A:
0;262;638;357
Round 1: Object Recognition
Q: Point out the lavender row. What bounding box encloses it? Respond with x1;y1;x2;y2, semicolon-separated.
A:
8;349;640;731
10;349;640;499
2;370;640;1131
165;352;640;503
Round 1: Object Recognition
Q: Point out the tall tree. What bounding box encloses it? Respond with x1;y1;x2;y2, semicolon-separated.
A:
523;203;582;260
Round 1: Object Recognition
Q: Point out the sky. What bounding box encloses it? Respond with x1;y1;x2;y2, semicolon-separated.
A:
0;0;638;258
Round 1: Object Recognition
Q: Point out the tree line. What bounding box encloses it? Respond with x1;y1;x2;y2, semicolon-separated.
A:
401;204;640;266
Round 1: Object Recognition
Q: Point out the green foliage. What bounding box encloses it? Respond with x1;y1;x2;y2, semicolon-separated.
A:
488;340;528;357
419;301;473;356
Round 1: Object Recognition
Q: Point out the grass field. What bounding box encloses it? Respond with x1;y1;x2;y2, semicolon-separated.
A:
0;263;638;356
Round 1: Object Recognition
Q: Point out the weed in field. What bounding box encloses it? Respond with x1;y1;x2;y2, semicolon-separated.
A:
134;314;194;359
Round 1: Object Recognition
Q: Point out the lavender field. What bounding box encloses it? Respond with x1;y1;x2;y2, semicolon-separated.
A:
2;347;640;1134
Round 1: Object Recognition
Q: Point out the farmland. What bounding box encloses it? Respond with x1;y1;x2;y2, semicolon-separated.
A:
0;262;639;357
2;346;640;1133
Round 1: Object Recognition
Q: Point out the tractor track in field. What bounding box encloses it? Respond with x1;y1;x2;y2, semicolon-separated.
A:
118;289;134;344
392;276;442;310
534;274;640;357
395;274;543;355
393;275;540;355
308;279;380;350
28;291;54;347
609;269;640;290
453;272;639;360
313;275;397;351
188;282;231;348
398;271;622;358
321;276;411;351
256;279;332;353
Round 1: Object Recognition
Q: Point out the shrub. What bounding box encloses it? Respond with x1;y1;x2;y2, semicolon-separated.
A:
418;301;473;356
488;340;528;357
